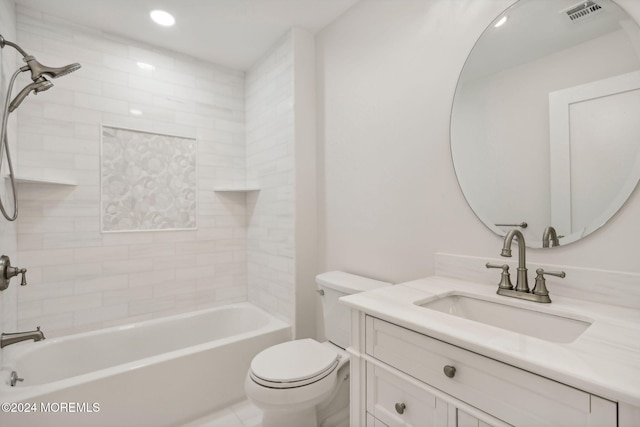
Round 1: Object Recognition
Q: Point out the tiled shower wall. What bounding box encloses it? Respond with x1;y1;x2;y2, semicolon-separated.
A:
0;0;18;357
14;6;248;336
246;33;296;325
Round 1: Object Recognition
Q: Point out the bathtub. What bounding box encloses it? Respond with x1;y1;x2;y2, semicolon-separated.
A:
0;302;290;427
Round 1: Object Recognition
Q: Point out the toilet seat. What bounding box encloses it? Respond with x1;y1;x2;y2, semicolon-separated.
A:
250;339;340;389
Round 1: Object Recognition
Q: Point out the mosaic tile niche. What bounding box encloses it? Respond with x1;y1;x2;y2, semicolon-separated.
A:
101;126;197;232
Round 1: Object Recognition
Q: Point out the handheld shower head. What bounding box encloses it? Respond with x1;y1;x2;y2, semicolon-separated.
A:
0;34;81;113
9;78;53;112
23;56;81;81
0;34;81;82
0;34;81;221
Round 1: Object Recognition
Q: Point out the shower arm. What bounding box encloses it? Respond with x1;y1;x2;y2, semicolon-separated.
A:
0;35;29;58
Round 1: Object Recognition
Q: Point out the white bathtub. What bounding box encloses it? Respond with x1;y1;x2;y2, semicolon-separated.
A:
0;302;290;427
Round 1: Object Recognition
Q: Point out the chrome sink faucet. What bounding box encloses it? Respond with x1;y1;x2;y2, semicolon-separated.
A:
486;229;565;303
0;327;45;348
542;226;560;248
500;229;529;292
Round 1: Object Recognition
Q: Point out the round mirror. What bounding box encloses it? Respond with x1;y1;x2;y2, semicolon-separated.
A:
451;0;640;248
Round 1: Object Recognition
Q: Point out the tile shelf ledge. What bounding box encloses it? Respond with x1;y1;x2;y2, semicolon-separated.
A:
4;175;77;186
213;186;260;192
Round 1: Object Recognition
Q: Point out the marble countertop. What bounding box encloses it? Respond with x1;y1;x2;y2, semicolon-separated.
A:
340;275;640;407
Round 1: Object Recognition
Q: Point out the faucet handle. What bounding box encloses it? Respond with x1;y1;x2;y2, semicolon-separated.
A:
0;255;28;290
6;266;27;286
532;268;565;299
486;263;513;290
536;268;566;279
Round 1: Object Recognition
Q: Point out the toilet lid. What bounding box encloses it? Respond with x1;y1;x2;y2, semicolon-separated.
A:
250;339;339;386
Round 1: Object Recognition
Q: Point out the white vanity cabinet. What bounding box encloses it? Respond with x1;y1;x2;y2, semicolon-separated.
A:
365;360;507;427
352;315;617;427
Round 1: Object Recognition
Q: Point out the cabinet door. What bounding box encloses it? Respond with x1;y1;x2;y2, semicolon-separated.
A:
367;412;390;427
456;408;502;427
367;362;445;426
369;405;485;427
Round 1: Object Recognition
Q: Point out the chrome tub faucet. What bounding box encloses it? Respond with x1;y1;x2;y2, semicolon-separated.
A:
1;326;45;348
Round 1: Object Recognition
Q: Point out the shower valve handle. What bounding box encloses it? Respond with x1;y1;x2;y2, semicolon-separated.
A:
6;266;27;286
14;268;27;286
0;255;27;290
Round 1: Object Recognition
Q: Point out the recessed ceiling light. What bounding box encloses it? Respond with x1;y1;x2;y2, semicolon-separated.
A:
130;109;143;116
494;15;508;28
150;10;175;27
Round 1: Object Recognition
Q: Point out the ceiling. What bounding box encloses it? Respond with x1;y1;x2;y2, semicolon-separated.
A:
14;0;360;70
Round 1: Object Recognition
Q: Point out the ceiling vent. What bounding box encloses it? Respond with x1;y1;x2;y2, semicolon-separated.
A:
564;1;604;22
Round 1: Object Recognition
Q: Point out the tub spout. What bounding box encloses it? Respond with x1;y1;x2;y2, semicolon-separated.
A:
1;326;45;348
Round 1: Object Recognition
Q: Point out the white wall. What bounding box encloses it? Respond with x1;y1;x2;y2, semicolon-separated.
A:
14;6;248;336
316;0;640;285
292;28;318;340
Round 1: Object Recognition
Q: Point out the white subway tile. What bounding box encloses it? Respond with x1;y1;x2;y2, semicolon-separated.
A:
41;293;102;316
19;248;75;266
74;245;129;263
19;282;73;304
153;279;196;298
75;92;129;114
128;242;176;259
74;303;128;326
129;296;175;316
18;313;73;335
103;285;153;306
10;9;304;335
128;269;175;286
102;258;154;274
42;262;102;282
152;254;197;271
175;265;216;281
75;274;128;294
43;231;102;249
129;74;175;95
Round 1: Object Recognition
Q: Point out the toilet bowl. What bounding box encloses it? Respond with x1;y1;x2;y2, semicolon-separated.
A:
245;339;349;427
244;271;391;427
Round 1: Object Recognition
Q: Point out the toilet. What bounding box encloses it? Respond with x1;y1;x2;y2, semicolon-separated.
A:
245;271;391;427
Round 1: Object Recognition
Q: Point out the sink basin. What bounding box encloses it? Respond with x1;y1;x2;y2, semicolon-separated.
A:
418;294;592;343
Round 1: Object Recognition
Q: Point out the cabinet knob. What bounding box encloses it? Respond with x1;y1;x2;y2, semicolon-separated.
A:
443;365;456;378
394;402;406;414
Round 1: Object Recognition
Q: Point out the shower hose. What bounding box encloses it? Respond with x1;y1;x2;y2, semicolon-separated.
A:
0;67;24;221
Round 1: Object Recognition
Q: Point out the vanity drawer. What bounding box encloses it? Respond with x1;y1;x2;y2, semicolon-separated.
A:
365;316;616;427
366;360;510;427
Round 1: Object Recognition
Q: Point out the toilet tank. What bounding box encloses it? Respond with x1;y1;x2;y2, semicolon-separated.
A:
316;271;391;349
